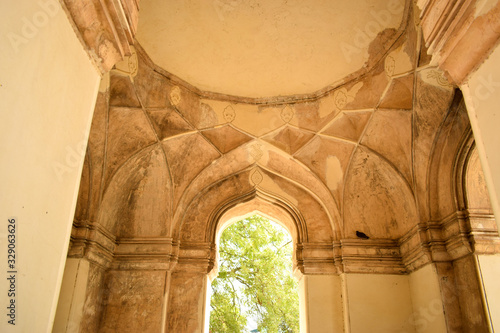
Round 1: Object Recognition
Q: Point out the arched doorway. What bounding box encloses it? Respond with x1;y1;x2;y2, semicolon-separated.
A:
166;191;342;332
208;214;299;332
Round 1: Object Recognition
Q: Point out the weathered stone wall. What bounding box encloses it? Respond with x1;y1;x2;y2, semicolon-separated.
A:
54;2;500;332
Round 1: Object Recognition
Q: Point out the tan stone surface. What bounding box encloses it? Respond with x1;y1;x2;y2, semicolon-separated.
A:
344;62;391;110
417;0;500;85
290;101;338;132
133;54;172;108
379;74;414;109
86;90;110;222
344;146;418;239
467;145;494;210
427;96;472;220
295;135;355;206
136;0;406;97
453;255;490;332
62;0;138;73
262;126;315;155
321;111;372;142
361;109;413;183
109;74;141;107
434;262;464;332
55;2;500;332
162;133;221;207
5;0;500;331
80;263;107;333
413;70;455;219
201;125;253;154
167;272;207;333
99;270;166;332
104;107;157;189
146;107;194;141
98;145;171;236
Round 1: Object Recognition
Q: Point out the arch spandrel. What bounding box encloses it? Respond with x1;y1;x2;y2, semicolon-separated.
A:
97;144;171;237
173;140;341;239
201;189;336;275
171;144;256;227
176;167;337;245
214;199;299;245
465;148;493;212
209;198;304;278
344;145;418;239
427;94;472;220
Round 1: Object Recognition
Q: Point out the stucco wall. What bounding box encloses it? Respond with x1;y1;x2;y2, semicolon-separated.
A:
0;1;100;331
344;274;416;333
408;264;447;333
462;43;500;224
478;254;500;331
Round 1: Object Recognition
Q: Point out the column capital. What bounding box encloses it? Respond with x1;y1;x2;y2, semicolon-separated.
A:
417;0;500;85
61;0;140;73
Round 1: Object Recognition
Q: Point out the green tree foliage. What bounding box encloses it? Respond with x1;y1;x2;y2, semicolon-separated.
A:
209;215;299;333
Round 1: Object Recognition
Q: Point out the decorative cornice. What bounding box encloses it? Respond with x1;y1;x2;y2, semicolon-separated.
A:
338;239;406;275
61;0;140;73
400;209;499;272
111;237;179;270
68;210;498;274
417;0;500;84
174;242;216;274
69;221;115;268
296;243;337;274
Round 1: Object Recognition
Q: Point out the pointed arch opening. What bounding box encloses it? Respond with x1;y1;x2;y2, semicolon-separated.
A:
208;214;300;332
202;194;310;332
169;187;337;332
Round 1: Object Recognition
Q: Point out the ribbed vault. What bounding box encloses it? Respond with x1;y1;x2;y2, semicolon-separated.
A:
74;3;462;250
63;2;500;332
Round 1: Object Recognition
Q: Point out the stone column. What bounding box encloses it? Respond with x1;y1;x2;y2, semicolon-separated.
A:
298;274;344;333
0;2;101;331
461;44;500;226
415;0;500;226
53;220;115;332
99;268;168;332
476;254;500;331
53;259;91;333
53;257;109;333
165;242;214;333
166;267;210;333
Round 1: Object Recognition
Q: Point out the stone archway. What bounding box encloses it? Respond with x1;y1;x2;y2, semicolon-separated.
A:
50;2;500;330
209;194;305;277
166;188;340;332
207;209;299;332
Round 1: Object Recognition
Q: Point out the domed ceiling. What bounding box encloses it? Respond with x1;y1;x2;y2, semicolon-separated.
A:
136;0;406;98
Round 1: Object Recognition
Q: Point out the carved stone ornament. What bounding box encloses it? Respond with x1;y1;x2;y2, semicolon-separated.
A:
61;0;140;73
417;0;500;84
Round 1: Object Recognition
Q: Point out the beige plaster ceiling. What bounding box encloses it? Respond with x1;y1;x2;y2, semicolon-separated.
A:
136;0;406;98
